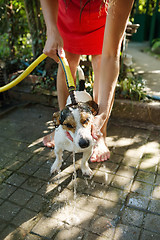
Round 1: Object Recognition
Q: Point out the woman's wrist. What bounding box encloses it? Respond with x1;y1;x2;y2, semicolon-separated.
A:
46;25;58;36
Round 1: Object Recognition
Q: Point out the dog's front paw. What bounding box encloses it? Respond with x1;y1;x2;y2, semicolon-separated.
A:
50;161;62;175
81;167;93;177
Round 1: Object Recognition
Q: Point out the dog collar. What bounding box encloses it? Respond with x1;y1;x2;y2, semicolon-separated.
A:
66;131;73;142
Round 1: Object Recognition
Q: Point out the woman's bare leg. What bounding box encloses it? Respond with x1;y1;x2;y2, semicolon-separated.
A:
43;51;80;147
91;54;111;162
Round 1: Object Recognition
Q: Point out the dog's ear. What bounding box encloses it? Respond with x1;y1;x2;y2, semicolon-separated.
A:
86;100;99;116
52;111;60;127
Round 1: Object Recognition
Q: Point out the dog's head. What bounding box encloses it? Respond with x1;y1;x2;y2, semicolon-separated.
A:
53;101;98;149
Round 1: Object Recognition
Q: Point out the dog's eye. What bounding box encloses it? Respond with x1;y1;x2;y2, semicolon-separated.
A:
64;123;74;129
82;117;90;125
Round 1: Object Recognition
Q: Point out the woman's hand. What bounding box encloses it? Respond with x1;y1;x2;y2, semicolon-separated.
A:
43;27;64;62
91;114;105;140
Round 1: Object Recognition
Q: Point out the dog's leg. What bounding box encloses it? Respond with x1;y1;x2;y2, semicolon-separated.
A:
50;148;63;174
81;149;93;176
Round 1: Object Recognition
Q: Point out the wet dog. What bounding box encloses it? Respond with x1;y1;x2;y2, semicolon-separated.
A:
51;91;98;176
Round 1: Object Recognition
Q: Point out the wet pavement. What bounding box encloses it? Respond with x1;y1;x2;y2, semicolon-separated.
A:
0;102;160;240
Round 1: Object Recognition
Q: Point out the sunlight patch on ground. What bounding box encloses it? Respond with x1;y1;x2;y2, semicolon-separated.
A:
28;137;43;148
143;141;159;155
125;145;145;160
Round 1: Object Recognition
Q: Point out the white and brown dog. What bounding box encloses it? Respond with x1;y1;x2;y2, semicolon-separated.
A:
51;91;98;176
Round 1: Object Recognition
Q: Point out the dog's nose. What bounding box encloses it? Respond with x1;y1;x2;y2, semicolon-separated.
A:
79;138;90;148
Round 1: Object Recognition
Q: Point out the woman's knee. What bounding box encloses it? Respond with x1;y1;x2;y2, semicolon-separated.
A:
65;51;81;78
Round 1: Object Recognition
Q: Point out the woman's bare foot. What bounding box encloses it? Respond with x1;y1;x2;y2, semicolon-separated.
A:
90;136;110;162
43;131;55;148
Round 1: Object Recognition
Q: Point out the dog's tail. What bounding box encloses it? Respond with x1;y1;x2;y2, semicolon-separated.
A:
77;66;85;91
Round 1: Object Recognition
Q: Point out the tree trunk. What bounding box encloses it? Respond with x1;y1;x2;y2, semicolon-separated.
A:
24;0;38;58
7;1;16;58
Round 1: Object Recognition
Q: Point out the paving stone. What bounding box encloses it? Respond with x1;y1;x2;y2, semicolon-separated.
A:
111;175;133;191
139;157;158;172
113;146;128;155
0;198;4;205
9;188;33;206
14;151;34;162
140;229;160;240
0;170;12;184
48;204;93;230
122;156;141;167
0;147;21;160
135;170;156;184
0;139;26;157
143;213;160;233
148;131;160;142
26;194;47;212
143;141;160;157
83;181;110;200
109;153;123;164
20;176;45;193
157;164;160;175
131;180;153;197
114;224;141;240
83;231;109;240
127;192;149;210
28;146;47;156
148;199;160;214
116;165;137;179
68;177;90;193
33;167;51;181
0;183;17;200
0;218;7;233
89;215;115;237
5;159;25;171
49;187;75;205
27;154;49;167
154;174;160;185
11;208;38;230
124;146;145;161
76;194;122;219
49;171;72;192
6;173;28;187
1;226;27;240
152;185;160;199
18;162;41;175
0;224;17;240
99;161;120;174
121;207;144;227
92;185;128;204
54;226;84;240
31;216;64;238
0;155;11;169
0;201;21;221
25;233;42;240
92;170;114;185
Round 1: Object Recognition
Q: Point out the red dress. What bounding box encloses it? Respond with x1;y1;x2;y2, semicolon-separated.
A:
57;0;108;55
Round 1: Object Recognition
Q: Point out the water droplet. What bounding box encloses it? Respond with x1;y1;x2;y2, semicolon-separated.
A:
72;151;77;201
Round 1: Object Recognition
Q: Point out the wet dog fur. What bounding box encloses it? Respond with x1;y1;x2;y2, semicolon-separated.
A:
51;91;98;176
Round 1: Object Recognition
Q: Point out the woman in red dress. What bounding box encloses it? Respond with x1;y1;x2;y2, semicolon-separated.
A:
40;0;134;162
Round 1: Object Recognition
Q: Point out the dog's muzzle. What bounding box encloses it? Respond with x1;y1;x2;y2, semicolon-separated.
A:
78;137;90;148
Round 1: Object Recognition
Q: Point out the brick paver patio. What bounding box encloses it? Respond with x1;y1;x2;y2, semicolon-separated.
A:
0;103;160;240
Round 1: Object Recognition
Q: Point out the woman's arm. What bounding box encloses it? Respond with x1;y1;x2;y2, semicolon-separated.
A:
40;0;63;61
